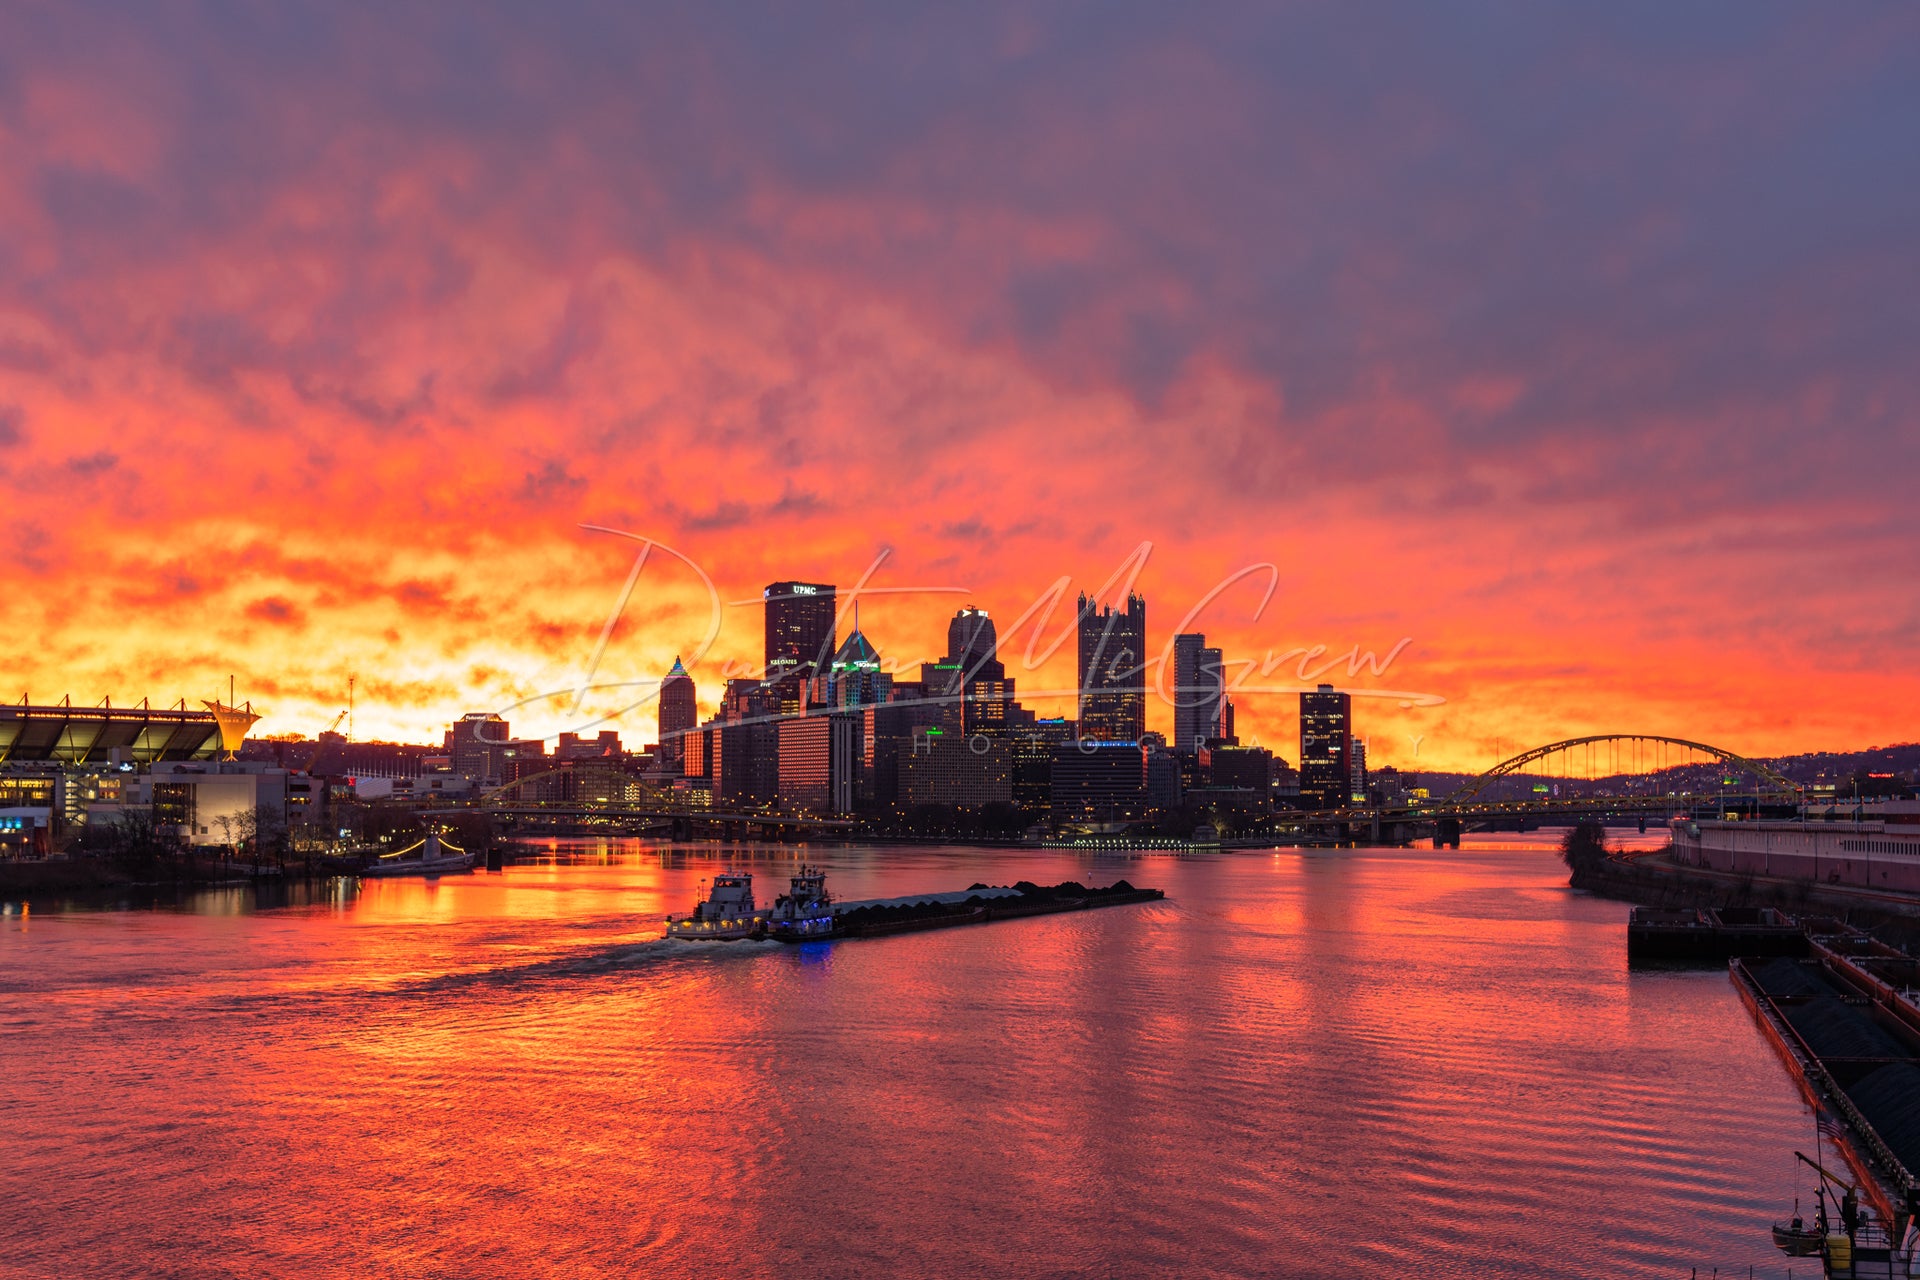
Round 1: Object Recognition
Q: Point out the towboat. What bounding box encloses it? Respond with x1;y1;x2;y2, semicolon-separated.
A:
767;865;836;941
666;873;766;940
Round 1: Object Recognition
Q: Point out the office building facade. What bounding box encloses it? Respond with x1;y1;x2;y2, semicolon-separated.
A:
899;727;1013;808
1050;741;1151;820
1171;633;1226;755
1077;592;1147;743
764;581;837;691
657;656;697;773
922;605;1012;734
1299;684;1353;809
777;712;858;814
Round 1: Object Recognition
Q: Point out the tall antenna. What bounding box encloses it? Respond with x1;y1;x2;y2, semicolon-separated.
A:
348;673;357;742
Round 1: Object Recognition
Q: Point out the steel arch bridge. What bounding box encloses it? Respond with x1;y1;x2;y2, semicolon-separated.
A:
1445;734;1802;803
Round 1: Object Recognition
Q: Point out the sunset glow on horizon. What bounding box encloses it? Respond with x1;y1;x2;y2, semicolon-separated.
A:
4;4;1916;771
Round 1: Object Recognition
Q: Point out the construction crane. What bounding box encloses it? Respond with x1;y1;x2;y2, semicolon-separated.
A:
1796;1149;1863;1239
305;710;348;772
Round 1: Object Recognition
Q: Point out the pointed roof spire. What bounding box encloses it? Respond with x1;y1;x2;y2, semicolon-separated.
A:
667;655;688;678
831;628;880;669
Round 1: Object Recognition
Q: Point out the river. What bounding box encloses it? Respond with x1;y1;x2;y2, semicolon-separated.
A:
1;837;1817;1278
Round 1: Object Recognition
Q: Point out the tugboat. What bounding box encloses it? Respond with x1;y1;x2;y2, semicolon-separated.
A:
766;865;837;942
665;873;767;940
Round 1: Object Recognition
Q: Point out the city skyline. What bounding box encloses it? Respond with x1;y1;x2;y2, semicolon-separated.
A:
18;550;1911;777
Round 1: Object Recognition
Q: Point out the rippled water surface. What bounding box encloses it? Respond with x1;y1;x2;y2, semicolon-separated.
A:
3;839;1816;1278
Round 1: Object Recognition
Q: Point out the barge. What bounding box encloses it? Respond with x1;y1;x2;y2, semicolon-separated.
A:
1626;905;1806;962
1732;927;1920;1274
828;879;1163;939
665;871;1163;943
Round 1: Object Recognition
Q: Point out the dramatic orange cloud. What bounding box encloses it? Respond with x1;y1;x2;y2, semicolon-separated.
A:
1;3;1915;772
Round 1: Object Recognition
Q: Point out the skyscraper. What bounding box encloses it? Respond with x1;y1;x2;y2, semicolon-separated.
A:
1077;592;1146;742
1171;633;1226;755
447;712;509;779
945;606;1001;679
713;677;780;805
1299;683;1353;809
922;605;1011;733
827;627;892;709
763;581;836;690
657;656;696;774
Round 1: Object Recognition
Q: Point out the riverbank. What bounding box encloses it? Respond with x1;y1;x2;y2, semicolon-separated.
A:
0;858;136;895
0;855;348;900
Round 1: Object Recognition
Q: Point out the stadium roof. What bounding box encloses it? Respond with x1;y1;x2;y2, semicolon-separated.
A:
0;700;226;764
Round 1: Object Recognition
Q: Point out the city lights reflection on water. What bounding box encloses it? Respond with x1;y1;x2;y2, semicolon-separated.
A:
1;836;1814;1278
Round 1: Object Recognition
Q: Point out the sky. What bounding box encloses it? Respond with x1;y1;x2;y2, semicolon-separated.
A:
1;2;1916;773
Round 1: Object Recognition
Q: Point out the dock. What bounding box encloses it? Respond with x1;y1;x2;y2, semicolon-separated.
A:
1626;905;1806;962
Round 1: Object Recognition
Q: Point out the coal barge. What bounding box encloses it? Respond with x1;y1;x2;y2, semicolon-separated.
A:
666;869;1163;942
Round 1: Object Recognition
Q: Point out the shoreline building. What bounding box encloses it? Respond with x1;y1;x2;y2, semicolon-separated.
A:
1077;592;1147;743
1048;738;1178;820
1299;683;1353;810
1671;804;1920;892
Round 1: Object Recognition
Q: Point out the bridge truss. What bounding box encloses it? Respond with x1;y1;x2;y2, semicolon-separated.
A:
1445;734;1801;804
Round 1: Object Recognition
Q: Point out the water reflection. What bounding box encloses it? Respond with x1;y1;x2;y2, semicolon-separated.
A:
1;837;1811;1278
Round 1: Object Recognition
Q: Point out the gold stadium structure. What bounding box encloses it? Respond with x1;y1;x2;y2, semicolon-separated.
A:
0;698;237;764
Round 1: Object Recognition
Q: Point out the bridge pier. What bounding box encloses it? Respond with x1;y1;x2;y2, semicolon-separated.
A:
1435;818;1462;850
